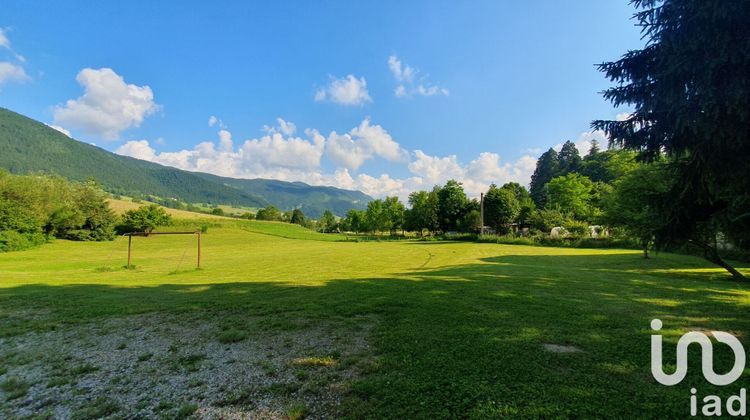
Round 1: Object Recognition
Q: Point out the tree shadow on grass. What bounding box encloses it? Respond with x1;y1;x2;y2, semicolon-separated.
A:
0;252;748;418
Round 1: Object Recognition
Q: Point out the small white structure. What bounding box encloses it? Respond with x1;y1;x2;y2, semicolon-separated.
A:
550;226;567;238
589;225;608;238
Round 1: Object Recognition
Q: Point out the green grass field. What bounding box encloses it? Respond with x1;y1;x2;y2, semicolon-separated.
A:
1;218;748;418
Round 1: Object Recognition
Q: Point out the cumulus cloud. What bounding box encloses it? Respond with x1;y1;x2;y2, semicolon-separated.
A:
115;117;537;201
388;55;448;98
554;130;609;156
45;124;71;137
314;75;371;105
407;150;536;198
115;139;156;161
0;28;29;86
326;118;408;170
263;117;296;136
53;68;159;140
0;62;29;85
116;120;325;179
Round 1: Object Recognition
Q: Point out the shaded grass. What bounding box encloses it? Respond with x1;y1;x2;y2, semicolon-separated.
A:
1;377;30;400
285;402;308;420
217;328;247;344
71;396;120;419
0;220;748;417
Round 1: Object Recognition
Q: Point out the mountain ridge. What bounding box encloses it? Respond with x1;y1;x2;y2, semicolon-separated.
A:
0;107;371;217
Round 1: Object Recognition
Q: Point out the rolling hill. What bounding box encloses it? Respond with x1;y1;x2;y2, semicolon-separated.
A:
0;107;371;217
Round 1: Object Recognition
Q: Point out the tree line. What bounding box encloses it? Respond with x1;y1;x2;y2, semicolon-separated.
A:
0;171;173;252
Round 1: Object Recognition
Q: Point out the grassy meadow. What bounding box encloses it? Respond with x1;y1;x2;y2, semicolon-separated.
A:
1;217;749;418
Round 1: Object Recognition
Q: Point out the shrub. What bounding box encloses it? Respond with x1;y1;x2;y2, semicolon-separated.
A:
256;205;282;221
0;172;116;251
116;204;172;234
0;229;46;252
564;220;589;238
217;329;247;344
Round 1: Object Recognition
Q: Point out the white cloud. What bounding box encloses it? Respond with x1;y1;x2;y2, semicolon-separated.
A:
115;140;156;161
208;115;218;127
408;151;463;184
0;29;29;86
45;124;71;137
388;55;414;83
388;55;448;99
117;122;325;179
314;75;371;106
115;117;537;201
325;118;408;170
218;129;233;152
407;150;536;198
241;130;324;171
0;28;9;50
0;62;29;85
263;117;297;136
554;130;609;156
53;68;159;140
0;28;23;61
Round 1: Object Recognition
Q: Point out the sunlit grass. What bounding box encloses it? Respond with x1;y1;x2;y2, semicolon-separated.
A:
0;218;748;417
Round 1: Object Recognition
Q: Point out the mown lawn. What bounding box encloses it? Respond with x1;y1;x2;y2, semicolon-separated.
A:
0;219;748;417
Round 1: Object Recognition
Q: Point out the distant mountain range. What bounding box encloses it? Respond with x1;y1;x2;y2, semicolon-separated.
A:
0;108;371;217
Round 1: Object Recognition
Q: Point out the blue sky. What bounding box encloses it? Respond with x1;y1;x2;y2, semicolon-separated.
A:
0;1;641;198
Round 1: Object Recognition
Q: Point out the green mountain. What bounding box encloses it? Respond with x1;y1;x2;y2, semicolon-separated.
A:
0;107;371;217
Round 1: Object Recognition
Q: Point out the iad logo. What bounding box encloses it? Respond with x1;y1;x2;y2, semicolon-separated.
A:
651;319;745;386
650;319;747;416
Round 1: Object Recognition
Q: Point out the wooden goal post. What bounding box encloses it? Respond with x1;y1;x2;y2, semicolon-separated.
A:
123;231;202;269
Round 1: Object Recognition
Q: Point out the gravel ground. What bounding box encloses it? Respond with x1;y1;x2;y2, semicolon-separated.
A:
0;312;376;419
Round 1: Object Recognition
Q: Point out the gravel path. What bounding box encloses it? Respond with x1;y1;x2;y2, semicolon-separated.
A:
0;312;376;419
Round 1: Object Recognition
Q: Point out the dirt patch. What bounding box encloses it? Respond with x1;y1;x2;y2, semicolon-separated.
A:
0;312;376;419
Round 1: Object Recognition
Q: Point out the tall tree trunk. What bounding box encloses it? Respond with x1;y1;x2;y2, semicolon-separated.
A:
691;240;746;281
641;237;650;259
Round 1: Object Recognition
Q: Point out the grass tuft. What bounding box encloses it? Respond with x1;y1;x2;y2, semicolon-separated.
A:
71;396;119;419
217;329;247;344
137;352;153;362
71;364;98;375
285;402;307;420
175;403;198;419
1;377;30;400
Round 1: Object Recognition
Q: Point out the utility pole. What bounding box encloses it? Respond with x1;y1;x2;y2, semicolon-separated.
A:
480;192;485;235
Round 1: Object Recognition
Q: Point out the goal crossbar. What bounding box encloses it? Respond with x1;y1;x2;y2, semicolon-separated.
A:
123;231;202;268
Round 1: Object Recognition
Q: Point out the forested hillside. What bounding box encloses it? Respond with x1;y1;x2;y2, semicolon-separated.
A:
0;108;370;216
195;174;371;218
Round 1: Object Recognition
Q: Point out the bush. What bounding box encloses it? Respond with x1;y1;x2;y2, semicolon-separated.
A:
0;172;116;251
0;230;46;252
477;234;536;246
528;208;570;233
564;220;589;238
116;204;172;234
256;206;282;221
